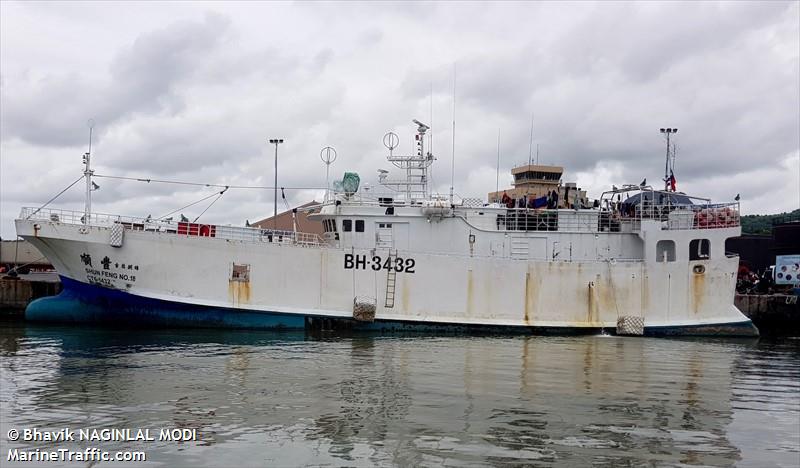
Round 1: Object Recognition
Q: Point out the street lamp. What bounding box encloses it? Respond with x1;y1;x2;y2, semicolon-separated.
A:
660;128;677;191
269;138;284;231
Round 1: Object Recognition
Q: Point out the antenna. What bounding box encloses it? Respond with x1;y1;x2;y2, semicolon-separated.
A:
83;119;95;224
536;143;540;165
528;112;534;167
495;128;501;201
430;82;434;156
430;82;434;190
383;132;399;156
450;63;456;205
660;128;678;191
320;146;337;201
88;119;94;155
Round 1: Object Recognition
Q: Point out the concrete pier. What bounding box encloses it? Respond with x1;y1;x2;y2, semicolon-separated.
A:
0;273;61;316
735;293;799;335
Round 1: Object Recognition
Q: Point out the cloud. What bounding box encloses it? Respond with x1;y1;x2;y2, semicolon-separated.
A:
1;12;232;147
1;1;798;239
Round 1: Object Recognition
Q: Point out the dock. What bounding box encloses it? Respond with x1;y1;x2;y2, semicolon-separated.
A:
735;294;799;336
0;273;61;317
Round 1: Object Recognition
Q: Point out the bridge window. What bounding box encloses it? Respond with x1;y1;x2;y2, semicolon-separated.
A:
656;240;676;262
690;239;710;260
355;220;364;232
343;220;352;232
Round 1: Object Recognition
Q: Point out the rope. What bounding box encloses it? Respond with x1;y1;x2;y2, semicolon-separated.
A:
12;237;20;272
93;174;324;191
193;188;228;223
281;187;290;211
158;189;226;220
25;175;84;219
5;256;47;276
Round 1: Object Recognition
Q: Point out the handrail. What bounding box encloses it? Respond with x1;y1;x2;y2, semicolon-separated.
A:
19;207;326;247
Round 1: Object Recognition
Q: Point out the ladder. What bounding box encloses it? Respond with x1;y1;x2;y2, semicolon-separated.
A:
385;250;397;308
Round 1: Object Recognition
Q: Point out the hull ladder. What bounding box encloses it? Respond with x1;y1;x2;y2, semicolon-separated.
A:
385;250;397;308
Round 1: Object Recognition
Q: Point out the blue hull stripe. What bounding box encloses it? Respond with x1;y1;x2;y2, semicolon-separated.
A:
26;277;307;329
26;277;759;336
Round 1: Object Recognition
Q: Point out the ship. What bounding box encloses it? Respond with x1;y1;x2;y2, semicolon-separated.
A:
14;120;757;336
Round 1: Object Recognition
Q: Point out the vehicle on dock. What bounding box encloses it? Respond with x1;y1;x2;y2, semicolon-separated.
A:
14;121;757;336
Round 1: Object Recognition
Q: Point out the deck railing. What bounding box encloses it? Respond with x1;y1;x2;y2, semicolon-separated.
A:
464;202;740;233
19;207;326;247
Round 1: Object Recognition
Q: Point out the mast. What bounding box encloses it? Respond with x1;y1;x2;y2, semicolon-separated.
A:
83;120;94;224
495;128;501;199
449;64;456;205
660;127;677;191
381;121;433;201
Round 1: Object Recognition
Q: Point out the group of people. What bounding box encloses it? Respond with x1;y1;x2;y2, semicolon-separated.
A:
736;265;776;294
500;190;562;210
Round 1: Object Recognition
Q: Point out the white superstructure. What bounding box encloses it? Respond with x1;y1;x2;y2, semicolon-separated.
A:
14;121;756;335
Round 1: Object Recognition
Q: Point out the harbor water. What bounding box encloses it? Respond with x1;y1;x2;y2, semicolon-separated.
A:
1;323;798;467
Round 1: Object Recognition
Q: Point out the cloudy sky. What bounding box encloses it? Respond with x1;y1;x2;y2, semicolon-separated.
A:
1;1;798;238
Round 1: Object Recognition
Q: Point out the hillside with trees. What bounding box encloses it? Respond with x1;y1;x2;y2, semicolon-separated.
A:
740;209;800;235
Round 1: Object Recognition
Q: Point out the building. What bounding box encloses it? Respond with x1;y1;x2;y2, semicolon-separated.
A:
1;239;52;272
251;201;324;236
487;164;587;208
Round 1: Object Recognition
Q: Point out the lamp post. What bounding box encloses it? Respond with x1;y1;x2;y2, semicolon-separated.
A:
269;138;284;231
660;128;677;191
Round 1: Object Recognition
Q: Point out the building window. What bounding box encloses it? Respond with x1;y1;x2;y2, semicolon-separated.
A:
231;263;250;282
355;220;364;232
343;219;352;232
656;240;676;262
689;239;710;260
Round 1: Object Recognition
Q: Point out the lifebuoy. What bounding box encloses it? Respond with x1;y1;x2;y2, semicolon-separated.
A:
199;225;211;236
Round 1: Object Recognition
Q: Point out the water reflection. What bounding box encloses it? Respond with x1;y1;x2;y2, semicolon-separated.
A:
0;323;796;467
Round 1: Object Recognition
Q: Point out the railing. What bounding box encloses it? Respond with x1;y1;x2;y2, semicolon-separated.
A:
632;202;740;230
465;202;740;233
19;207;326;247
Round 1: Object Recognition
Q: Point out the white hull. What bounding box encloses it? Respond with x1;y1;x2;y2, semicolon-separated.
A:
15;209;754;334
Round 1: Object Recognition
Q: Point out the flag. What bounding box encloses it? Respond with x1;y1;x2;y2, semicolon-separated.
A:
668;171;676;192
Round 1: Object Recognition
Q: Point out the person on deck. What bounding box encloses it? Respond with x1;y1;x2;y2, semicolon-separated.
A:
501;191;512;208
